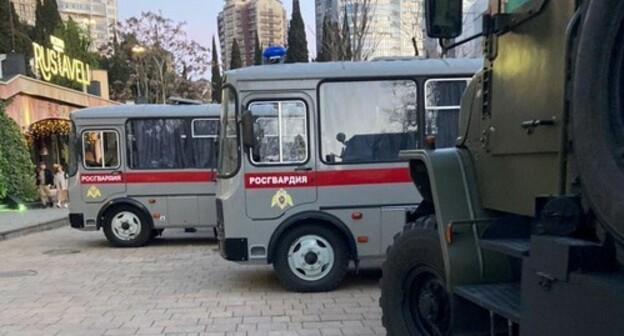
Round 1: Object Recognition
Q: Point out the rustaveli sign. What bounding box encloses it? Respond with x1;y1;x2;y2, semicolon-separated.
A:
33;35;91;86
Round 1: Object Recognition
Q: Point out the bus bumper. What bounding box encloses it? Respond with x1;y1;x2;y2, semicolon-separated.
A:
219;237;248;262
69;213;97;231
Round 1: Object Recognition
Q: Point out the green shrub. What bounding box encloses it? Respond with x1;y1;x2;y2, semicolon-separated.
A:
0;101;37;201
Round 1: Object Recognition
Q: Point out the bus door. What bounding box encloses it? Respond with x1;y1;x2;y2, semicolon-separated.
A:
243;97;317;220
78;128;126;204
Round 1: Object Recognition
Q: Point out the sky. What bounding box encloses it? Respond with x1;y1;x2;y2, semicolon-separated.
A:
117;0;318;57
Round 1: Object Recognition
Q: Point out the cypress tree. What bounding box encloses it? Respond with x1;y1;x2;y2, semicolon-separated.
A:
285;0;308;63
340;6;352;61
211;36;222;103
0;0;32;56
32;0;62;46
317;15;341;62
254;32;262;66
229;38;242;70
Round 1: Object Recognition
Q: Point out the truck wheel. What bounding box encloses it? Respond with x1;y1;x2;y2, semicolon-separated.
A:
573;0;624;242
380;218;450;336
103;205;152;247
273;225;349;292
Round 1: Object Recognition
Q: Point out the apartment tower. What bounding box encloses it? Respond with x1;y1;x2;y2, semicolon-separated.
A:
218;0;287;68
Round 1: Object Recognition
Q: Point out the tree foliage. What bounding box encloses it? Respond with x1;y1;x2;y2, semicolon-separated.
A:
101;11;212;104
99;32;135;102
0;0;33;57
229;38;242;70
0;100;37;201
32;0;62;47
211;36;222;103
285;0;308;63
50;18;100;90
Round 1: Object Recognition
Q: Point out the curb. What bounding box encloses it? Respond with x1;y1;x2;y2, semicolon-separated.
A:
0;218;68;241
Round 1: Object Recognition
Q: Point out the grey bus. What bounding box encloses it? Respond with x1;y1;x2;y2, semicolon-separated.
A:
216;58;482;292
68;104;221;247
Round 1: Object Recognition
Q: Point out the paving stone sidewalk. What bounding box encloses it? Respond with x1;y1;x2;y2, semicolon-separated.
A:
0;227;386;336
0;208;68;240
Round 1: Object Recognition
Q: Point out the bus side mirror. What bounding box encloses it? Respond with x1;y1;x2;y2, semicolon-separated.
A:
241;110;256;148
425;0;463;39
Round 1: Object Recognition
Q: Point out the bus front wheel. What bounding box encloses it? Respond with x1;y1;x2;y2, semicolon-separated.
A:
102;205;152;248
273;225;349;292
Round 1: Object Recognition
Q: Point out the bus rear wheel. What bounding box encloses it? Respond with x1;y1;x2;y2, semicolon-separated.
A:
103;205;152;247
380;222;450;336
273;225;349;292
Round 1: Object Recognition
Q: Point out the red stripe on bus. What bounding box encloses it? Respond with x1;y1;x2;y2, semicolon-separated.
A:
244;167;410;189
316;167;411;186
80;172;216;184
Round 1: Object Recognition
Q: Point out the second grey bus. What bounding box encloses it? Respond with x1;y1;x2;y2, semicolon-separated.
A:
68;104;220;247
216;58;481;292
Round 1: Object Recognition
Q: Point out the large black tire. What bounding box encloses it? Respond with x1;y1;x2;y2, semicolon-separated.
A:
102;205;152;247
380;217;450;336
572;0;624;243
273;225;349;292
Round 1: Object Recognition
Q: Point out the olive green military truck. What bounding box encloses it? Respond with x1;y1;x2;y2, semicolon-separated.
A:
379;0;624;335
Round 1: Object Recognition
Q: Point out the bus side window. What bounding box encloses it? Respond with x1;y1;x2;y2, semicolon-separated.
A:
319;80;418;164
192;118;220;168
83;130;120;169
424;78;470;148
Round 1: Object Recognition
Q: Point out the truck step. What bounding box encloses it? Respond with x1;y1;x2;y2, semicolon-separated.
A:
480;238;530;258
454;283;521;323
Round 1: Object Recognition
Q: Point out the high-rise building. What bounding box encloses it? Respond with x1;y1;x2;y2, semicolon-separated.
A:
218;0;287;68
456;0;488;57
57;0;118;51
10;0;37;26
8;0;118;51
315;0;428;60
316;0;487;60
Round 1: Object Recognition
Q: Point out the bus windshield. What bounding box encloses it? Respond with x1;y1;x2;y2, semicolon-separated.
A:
218;87;239;177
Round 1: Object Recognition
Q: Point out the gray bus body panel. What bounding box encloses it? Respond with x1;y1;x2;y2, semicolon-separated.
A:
69;104;221;231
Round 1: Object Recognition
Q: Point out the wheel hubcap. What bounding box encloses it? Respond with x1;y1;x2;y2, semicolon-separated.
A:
405;268;450;336
111;211;142;241
287;234;335;281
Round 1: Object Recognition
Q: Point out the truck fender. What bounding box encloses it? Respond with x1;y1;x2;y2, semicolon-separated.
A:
267;211;358;263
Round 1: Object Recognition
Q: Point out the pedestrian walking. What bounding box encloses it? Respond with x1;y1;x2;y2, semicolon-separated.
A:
53;164;69;208
35;162;53;207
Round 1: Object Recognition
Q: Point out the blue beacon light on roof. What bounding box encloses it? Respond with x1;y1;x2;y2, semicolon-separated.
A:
262;45;286;65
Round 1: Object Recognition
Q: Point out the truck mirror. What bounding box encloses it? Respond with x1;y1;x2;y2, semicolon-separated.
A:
241;110;256;148
425;0;463;39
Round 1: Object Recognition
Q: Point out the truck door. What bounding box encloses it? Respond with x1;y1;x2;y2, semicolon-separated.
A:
243;97;317;220
78;128;126;203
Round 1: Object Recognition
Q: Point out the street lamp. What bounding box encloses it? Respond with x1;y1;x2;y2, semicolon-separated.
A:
131;45;147;103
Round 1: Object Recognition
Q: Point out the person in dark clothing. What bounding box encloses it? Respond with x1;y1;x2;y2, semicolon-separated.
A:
36;162;53;207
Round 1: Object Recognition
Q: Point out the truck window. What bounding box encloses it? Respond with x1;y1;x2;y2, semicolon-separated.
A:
249;101;307;165
82;130;119;169
424;78;469;148
320;80;418;163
